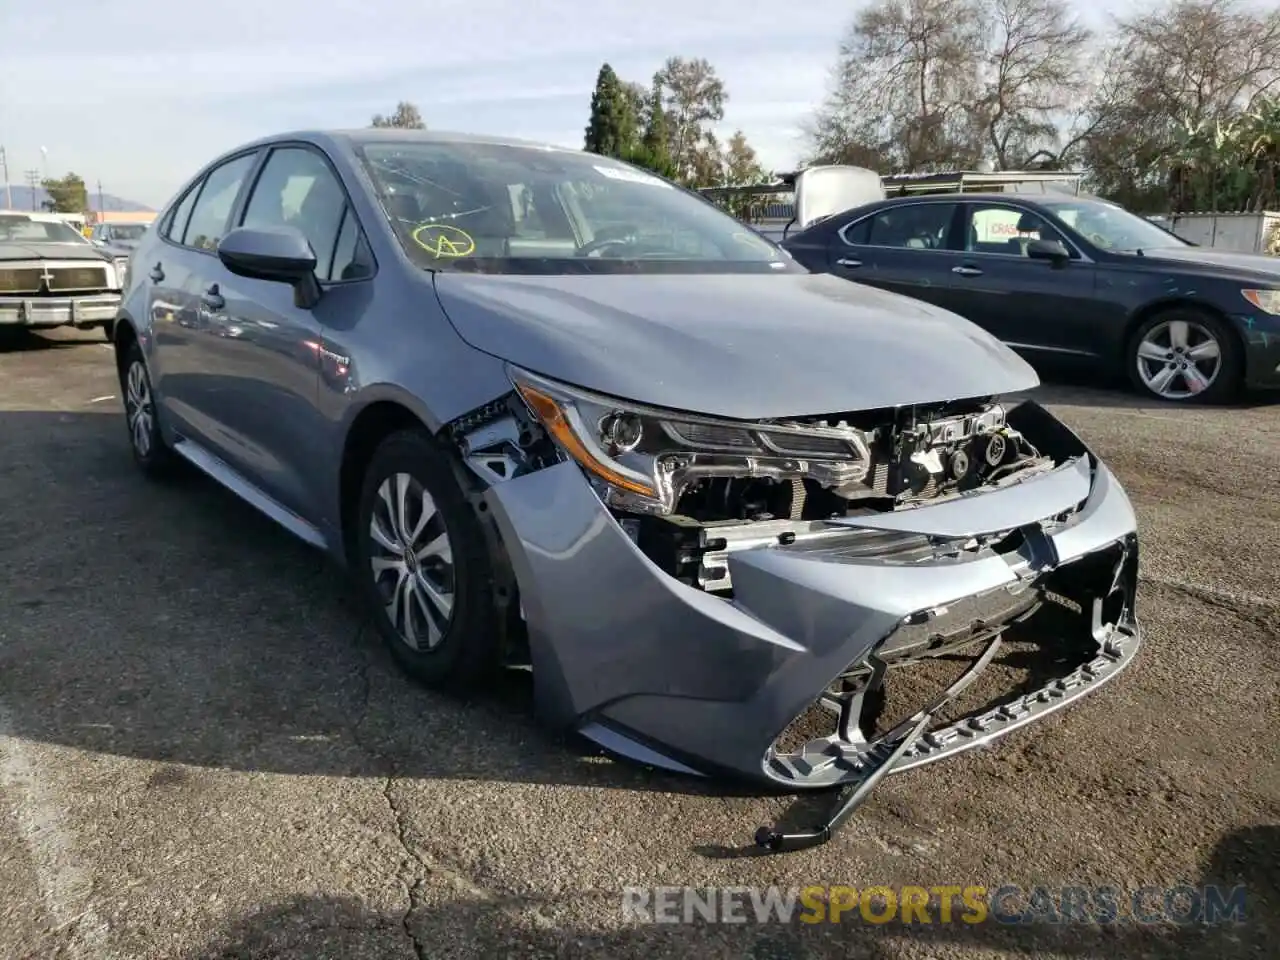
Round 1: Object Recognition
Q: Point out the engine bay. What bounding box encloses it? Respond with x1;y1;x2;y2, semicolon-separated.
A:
611;399;1053;591
453;390;1058;595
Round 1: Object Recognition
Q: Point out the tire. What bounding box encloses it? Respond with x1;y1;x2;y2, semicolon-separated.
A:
119;339;178;477
103;320;116;342
1125;307;1242;404
355;428;501;689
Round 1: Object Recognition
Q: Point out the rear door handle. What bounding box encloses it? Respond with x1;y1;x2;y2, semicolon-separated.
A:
200;284;225;310
836;258;862;268
148;263;164;283
952;265;983;277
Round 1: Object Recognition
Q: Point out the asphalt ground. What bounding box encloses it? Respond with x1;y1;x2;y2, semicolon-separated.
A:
0;327;1276;960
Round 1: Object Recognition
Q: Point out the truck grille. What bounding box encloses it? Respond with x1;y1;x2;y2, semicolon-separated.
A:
0;268;45;294
0;263;111;294
47;266;109;291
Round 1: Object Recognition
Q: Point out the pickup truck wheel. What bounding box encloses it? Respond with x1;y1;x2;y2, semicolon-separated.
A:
1126;308;1242;404
120;340;177;477
355;428;501;690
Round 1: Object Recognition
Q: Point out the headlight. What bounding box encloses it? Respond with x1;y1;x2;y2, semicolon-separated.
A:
113;257;130;288
1241;289;1280;314
509;367;871;515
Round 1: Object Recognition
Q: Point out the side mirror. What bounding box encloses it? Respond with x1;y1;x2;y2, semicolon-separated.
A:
217;226;321;308
1026;238;1070;267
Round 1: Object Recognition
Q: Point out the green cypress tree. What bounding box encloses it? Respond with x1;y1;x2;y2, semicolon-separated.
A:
584;64;636;158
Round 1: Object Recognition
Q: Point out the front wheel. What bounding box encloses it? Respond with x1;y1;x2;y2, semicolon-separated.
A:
1126;309;1242;404
355;428;502;689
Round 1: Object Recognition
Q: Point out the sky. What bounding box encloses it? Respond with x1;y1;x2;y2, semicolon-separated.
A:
1;0;1138;210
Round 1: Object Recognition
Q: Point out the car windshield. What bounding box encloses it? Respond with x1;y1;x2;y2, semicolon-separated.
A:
355;139;798;275
1039;199;1189;252
0;215;89;244
110;224;148;241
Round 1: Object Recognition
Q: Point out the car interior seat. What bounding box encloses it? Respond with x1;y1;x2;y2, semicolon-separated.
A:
1006;211;1045;256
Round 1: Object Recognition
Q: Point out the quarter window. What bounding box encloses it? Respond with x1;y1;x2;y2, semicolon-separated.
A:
846;204;958;250
181;153;257;251
329;208;375;282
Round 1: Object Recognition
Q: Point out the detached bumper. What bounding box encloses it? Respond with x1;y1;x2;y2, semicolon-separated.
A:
0;294;121;329
484;403;1141;790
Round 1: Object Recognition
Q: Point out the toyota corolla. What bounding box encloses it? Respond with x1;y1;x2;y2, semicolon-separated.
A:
112;130;1141;850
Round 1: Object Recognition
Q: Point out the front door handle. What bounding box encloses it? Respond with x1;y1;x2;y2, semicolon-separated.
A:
200;284;225;310
836;258;862;268
952;265;983;277
148;263;164;283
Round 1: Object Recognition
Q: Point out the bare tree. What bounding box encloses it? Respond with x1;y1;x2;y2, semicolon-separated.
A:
974;0;1092;169
810;0;1091;171
808;0;987;171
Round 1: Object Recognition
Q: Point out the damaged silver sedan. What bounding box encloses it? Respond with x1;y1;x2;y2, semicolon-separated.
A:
113;130;1141;852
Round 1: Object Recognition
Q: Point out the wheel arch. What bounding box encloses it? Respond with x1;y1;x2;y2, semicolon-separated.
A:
111;313;139;376
337;398;432;565
1121;297;1246;362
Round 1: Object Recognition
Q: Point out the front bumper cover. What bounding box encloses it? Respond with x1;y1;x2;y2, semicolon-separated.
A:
483;401;1141;848
0;293;121;328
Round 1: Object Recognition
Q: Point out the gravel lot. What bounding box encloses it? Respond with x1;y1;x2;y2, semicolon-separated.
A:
1;328;1276;960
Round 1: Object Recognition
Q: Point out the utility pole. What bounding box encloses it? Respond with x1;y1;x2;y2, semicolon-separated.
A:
97;179;105;219
0;147;11;210
24;170;40;210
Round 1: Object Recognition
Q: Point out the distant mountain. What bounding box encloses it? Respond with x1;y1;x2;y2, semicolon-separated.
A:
0;184;154;213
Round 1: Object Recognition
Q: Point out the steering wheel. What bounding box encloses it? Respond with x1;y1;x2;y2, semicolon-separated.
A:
574;236;635;258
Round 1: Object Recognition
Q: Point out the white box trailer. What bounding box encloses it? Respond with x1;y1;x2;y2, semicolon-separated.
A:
1150;211;1280;255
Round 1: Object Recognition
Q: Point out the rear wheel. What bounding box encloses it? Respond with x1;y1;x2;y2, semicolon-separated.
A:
355;428;501;689
120;340;177;477
1126;308;1242;404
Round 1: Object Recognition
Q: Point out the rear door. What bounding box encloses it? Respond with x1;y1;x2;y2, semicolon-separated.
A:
150;151;261;446
826;200;964;311
944;201;1100;356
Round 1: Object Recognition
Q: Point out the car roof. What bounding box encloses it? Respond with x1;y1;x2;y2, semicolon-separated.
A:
875;192;1080;204
234;128;583;156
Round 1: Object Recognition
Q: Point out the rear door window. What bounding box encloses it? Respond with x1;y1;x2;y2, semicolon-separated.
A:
180;153;257;251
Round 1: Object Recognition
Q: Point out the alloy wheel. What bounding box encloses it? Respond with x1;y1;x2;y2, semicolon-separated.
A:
368;472;455;651
124;360;155;457
1135;319;1222;400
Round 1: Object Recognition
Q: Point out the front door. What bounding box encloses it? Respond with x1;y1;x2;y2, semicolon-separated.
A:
944;201;1100;359
827;200;964;311
184;144;358;521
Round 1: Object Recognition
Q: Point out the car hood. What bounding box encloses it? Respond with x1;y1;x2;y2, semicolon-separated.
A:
432;271;1039;419
0;241;109;262
1134;246;1280;279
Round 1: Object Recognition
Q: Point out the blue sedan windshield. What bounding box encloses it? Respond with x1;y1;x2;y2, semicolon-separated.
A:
355;139;798;275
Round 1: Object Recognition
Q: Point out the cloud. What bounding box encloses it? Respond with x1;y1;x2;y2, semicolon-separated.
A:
0;0;1135;206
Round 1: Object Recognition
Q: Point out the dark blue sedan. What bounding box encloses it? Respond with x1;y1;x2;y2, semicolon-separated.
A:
781;192;1280;403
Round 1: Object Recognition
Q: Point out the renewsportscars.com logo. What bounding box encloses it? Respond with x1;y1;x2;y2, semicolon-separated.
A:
621;884;1249;926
